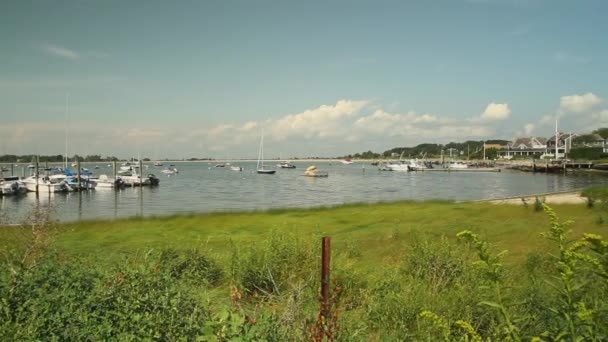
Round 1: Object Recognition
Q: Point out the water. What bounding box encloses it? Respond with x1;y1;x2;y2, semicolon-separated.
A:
2;161;607;223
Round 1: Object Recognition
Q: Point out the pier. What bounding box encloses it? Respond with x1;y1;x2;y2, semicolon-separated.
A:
412;167;501;172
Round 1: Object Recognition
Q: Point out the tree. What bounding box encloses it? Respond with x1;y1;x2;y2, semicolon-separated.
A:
592;128;608;139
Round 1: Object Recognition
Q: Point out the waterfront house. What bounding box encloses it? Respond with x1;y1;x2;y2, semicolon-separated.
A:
573;133;605;148
499;137;547;159
546;132;576;159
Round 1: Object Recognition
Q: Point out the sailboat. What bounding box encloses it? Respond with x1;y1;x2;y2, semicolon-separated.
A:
256;131;275;174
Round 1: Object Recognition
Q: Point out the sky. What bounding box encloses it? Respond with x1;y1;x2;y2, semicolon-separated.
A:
1;0;607;159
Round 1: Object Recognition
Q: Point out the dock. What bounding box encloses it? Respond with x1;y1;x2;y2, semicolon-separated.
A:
412;168;501;172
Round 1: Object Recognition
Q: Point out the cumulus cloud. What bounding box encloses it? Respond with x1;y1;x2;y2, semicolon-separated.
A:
3;99;514;157
591;109;608;124
42;43;80;60
269;99;368;140
559;93;602;113
481;103;511;121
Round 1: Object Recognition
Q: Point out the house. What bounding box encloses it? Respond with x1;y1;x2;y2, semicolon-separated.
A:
498;137;547;159
573;133;605;148
546;132;576;159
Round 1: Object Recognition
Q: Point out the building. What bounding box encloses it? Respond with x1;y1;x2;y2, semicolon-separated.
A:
499;137;547;159
546;132;576;159
573;133;606;148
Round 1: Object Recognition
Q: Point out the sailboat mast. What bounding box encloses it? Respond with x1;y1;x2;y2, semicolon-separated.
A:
64;93;69;169
555;118;559;159
257;131;263;169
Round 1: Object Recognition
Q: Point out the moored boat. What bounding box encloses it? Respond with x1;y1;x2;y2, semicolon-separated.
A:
22;176;72;193
95;175;126;189
0;177;27;196
277;161;296;169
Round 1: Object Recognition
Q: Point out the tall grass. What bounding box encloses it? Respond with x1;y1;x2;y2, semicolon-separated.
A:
1;202;607;340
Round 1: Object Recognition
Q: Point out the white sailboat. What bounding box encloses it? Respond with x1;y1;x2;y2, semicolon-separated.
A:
256;131;275;174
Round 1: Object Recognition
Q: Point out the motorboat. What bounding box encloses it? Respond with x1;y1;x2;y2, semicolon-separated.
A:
154;161;163;166
22;176;72;193
230;166;244;171
448;161;469;169
121;173;160;187
302;165;328;177
277;161;296;169
407;159;430;171
383;160;409;171
0;177;27;196
341;159;354;164
161;167;178;175
65;177;97;191
95;175;126;189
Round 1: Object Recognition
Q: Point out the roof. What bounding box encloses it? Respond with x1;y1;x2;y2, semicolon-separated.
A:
547;132;576;143
509;137;547;148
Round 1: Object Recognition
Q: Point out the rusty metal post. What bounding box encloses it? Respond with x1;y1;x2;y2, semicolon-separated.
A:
320;236;332;321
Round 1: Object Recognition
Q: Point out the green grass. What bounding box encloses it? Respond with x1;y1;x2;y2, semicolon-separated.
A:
582;185;608;199
2;200;608;340
37;200;603;268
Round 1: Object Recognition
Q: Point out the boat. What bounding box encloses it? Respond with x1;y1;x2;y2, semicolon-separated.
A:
448;161;469;169
154;161;163;167
0;177;27;196
161;167;178;175
214;164;226;168
22;176;72;193
256;131;276;174
277;161;296;169
230;166;244;171
65;177;97;191
407;159;430;171
94;175;126;189
302;165;328;177
341;159;354;164
120;171;160;187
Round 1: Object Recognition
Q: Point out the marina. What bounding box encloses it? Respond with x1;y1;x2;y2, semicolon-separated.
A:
2;160;608;223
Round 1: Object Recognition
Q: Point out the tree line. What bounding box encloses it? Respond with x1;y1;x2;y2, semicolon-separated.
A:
0;155;121;163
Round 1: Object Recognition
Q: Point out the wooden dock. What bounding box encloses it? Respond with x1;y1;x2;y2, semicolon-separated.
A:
412;168;501;173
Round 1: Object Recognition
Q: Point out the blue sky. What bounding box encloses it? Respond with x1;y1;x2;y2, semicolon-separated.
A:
1;0;607;158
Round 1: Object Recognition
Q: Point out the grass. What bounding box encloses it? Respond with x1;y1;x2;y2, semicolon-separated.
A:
27;200;604;268
582;184;608;199
2;199;608;340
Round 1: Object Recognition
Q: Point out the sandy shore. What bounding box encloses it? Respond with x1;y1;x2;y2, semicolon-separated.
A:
487;191;587;205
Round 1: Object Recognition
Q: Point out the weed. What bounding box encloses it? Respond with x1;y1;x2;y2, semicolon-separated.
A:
534;196;545;212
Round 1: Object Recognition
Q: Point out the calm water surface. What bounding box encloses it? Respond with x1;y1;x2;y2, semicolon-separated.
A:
2;161;608;223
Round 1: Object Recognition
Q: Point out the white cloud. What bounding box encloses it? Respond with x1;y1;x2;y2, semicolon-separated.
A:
559;93;602;113
269;99;368;140
42;44;80;60
591;109;608;124
524;123;535;135
481;102;511;121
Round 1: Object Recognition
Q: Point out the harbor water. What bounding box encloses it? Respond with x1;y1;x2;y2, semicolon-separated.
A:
2;161;608;223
